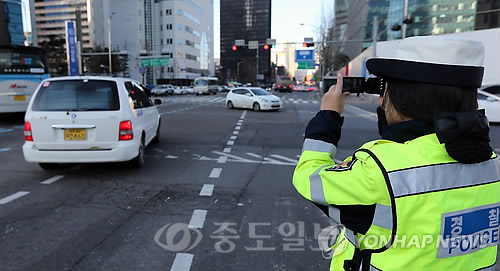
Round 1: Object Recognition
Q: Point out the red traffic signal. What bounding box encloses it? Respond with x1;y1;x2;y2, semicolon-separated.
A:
303;42;314;47
303;43;308;47
232;45;237;51
263;44;269;50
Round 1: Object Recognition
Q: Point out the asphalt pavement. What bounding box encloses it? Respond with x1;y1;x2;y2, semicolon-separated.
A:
0;91;499;271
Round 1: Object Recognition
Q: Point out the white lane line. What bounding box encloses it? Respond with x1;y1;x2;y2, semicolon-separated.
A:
217;156;228;164
312;101;319;104
246;152;263;159
269;154;299;163
237;119;243;123
170;253;194;271
0;191;30;205
0;147;11;152
209;168;222;178
199;184;215;197
230;136;237;140
233;131;239;135
188;209;208;229
223;147;232;153
41;175;64;185
344;104;377;120
235;126;241;130
240;110;247;119
227;140;235;146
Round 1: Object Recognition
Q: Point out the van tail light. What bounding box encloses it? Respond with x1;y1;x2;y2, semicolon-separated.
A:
278;84;281;88
289;84;292;88
24;122;33;141
119;120;133;141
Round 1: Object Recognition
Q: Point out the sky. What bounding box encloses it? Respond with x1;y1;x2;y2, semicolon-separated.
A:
22;0;334;58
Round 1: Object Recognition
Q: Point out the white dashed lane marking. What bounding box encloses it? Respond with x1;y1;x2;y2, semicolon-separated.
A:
188;209;208;229
227;140;234;146
41;175;64;185
199;184;215;197
235;126;241;130
230;136;237;140
171;253;194;271
223;148;232;153
209;168;222;178
0;191;30;205
233;131;239;135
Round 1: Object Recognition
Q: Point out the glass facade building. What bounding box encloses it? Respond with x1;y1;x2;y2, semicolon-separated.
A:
0;0;24;45
220;0;271;84
475;0;500;30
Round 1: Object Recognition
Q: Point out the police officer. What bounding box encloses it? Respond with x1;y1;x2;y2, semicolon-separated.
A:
293;36;500;271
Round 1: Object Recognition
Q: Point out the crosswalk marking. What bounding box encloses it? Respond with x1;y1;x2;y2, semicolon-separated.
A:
158;95;320;105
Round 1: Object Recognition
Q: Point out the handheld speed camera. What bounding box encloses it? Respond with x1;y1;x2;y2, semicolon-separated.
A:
324;77;386;95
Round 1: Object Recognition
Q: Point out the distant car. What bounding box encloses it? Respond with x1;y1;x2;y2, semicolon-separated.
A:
151;84;174;96
173;86;188;95
23;76;162;169
294;85;306;92
225;87;282;112
478;90;500;123
306;85;319;92
184;86;195;94
275;76;294;92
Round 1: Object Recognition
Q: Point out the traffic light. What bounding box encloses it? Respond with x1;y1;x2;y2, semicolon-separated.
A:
303;42;314;47
232;45;237;51
263;44;269;50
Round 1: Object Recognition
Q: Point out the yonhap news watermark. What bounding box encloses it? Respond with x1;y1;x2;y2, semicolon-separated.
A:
153;221;500;259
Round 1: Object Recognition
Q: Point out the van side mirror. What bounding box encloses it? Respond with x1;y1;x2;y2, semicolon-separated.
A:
154;99;162;105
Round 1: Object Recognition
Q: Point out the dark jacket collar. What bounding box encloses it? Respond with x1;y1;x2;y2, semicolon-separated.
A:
381;120;435;143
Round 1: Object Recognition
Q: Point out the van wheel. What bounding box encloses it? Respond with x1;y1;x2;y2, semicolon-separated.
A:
227;101;234;109
130;137;145;168
39;163;59;170
253;102;261;112
152;120;161;144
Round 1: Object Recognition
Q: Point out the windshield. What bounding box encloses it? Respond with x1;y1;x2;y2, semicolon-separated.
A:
250;88;269;96
32;80;120;111
0;47;48;74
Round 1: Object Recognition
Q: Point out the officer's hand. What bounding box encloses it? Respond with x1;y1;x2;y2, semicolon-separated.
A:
321;72;350;115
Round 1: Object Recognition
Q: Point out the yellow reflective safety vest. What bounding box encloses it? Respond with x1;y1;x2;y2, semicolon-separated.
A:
293;134;500;271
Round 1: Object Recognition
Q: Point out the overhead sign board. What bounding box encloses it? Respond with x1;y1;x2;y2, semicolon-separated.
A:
295;49;315;62
248;40;259;50
141;58;169;67
304;37;314;43
235;39;245;46
266;38;276;45
298;62;315;69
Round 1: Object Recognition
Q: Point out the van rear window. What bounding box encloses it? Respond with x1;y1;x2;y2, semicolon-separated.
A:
32;80;120;111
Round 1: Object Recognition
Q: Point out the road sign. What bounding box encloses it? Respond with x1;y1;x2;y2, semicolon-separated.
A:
266;38;276;45
298;62;315;69
65;21;78;76
235;39;245;46
141;58;169;67
304;37;314;43
248;40;259;49
295;49;315;62
139;67;147;73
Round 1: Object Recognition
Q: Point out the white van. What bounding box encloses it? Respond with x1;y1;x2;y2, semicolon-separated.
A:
23;76;162;169
193;77;218;95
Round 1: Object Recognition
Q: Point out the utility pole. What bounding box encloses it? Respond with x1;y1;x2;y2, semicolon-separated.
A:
402;0;409;39
372;16;378;57
108;12;115;75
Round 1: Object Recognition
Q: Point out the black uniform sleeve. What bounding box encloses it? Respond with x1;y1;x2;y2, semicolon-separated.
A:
305;110;344;146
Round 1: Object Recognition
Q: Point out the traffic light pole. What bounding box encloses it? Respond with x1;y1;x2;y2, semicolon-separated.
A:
256;47;259;82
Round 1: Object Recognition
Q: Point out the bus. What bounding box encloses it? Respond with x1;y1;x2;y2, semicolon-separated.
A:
193;77;218;95
0;45;50;113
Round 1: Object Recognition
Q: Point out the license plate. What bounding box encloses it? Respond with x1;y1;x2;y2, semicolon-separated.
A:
13;95;26;101
64;129;86;140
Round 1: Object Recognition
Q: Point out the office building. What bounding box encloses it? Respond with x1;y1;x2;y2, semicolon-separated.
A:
334;0;478;62
475;0;500;30
33;0;91;48
220;0;271;84
0;0;24;45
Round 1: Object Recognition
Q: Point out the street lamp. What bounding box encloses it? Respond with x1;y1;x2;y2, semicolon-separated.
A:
108;12;116;75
